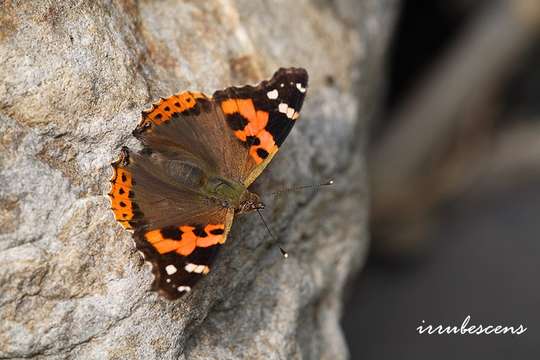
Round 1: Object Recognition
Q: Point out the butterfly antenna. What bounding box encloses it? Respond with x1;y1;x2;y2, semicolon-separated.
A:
256;209;288;258
271;179;334;197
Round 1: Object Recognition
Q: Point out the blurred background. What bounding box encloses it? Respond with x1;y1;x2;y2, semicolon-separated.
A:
343;0;540;358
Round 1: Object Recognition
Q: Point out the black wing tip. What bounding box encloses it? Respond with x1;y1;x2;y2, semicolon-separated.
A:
274;66;308;77
272;67;308;85
212;66;309;100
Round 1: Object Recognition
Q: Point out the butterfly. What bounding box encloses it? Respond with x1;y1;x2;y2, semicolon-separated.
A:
108;67;308;299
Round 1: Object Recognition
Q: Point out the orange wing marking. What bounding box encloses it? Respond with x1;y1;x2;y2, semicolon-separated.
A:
108;151;136;229
145;224;226;256
138;91;208;129
220;98;276;164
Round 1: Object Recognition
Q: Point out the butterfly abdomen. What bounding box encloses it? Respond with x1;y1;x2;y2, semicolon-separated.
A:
164;160;207;189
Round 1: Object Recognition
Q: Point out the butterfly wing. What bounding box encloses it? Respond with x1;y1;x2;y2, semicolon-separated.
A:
213;67;309;185
109;147;234;299
132;91;252;184
135;226;230;299
132;67;308;186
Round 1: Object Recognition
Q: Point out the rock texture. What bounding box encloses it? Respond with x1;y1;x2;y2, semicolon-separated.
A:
0;1;396;359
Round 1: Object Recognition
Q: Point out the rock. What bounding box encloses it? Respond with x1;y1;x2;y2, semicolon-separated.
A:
0;1;397;359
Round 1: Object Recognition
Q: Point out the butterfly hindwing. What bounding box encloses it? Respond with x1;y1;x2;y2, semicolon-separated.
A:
134;216;233;300
109;147;234;299
109;147;227;229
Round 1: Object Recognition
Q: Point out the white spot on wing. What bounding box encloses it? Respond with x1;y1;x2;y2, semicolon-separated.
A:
166;278;171;283
184;263;197;273
185;263;210;274
165;264;177;275
278;103;288;114
195;265;208;274
286;107;295;119
267;89;279;100
296;83;306;93
177;286;191;292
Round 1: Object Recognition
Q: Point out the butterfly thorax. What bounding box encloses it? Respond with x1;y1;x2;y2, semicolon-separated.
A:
204;175;263;214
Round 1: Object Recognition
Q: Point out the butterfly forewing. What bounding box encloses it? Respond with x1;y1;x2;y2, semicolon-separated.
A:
213;67;309;185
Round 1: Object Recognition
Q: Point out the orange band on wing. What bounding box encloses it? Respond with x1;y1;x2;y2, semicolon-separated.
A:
108;150;136;229
248;130;278;164
236;99;256;121
220;99;239;115
138;91;208;128
145;224;226;256
220;98;275;164
245;110;268;136
197;224;226;247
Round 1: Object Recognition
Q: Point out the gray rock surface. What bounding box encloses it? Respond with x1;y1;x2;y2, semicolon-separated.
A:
0;1;397;359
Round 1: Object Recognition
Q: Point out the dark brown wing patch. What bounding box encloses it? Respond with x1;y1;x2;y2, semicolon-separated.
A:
130;91;251;182
109;146;230;230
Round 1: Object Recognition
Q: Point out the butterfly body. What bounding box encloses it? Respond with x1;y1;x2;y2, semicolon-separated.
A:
109;68;308;299
201;174;263;214
150;153;263;213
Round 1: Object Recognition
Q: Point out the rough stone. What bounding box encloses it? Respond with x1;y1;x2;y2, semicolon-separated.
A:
0;1;397;359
